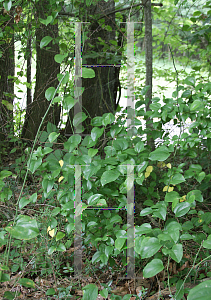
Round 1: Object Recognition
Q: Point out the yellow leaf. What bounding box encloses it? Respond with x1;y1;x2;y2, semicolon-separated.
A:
47;226;55;237
166;163;171;169
146;166;153;173
198;219;202;223
58;176;64;182
163;186;168;192
179;195;186;202
163;186;174;192
59;160;64;167
145;172;150;178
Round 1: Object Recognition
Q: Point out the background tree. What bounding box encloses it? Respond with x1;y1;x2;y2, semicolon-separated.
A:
21;0;61;140
0;7;14;142
64;0;123;135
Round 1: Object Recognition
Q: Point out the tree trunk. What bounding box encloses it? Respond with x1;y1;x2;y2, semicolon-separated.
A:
65;0;120;135
26;22;32;107
21;0;60;140
0;10;15;142
144;0;155;151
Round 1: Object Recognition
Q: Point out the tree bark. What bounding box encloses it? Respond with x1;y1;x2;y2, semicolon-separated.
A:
65;0;120;135
21;0;60;140
0;10;15;142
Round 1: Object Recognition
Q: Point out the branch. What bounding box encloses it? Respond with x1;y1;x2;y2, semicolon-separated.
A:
58;2;163;20
96;2;163;21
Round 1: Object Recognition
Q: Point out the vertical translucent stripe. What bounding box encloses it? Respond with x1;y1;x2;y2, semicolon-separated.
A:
127;22;135;137
74;22;82;134
127;164;135;279
74;164;82;276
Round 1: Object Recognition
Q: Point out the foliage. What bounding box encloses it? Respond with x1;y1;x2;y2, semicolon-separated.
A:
0;0;211;299
1;69;211;298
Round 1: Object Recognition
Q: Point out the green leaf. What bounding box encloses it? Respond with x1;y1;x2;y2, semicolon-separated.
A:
180;234;193;240
48;246;56;255
63;96;75;110
45;87;56;101
73;112;87;128
99;289;108;298
166;221;182;231
39;16;53;26
82;283;98;300
105;246;113;257
140;208;153;216
42;178;54;193
158;233;172;242
64;134;81;152
28;157;42;174
203;236;211;249
88;148;98;157
3;291;19;299
92;251;101;263
174;202;191;217
29;193;37;204
136;161;148;173
170;244;183;263
51;207;60;216
170;174;185;185
136;223;152;235
2;100;13;110
57;72;69;84
150;103;161;111
87;194;102;205
53;96;61;104
46;288;56;296
101;170;120;186
115;237;126;250
82;68;95;78
40;36;53;49
197;172;205;183
99;253;108;264
153;203;167;221
134;141;145;153
27;158;42;174
91;116;103;126
140;237;162;259
187;280;211;300
190;100;204;111
149;146;170;161
57;243;66;252
3;0;12;11
5;215;39;240
116;230;126;238
136;173;145;185
48;132;59;143
102;113;115;126
184;76;195;86
66;223;74;234
91;127;104;141
18;278;35;288
113;138;128;151
181;90;191;98
54;53;68;63
0;170;12;180
56;232;65;241
141;85;150;95
165;191;180;202
19;197;31;210
143;259;164;278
